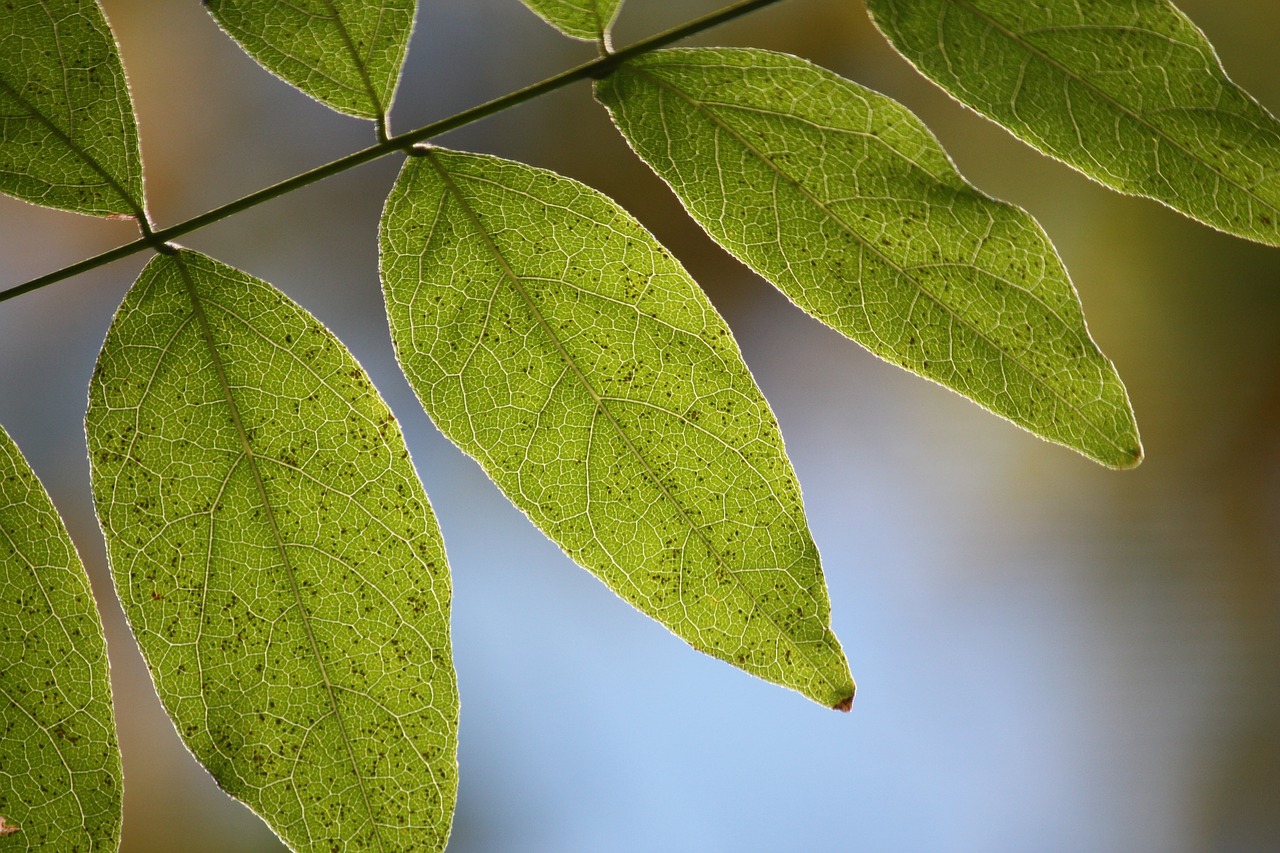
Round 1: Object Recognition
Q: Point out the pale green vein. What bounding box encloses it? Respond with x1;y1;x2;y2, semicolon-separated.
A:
0;423;121;850
422;149;845;700
172;251;386;853
0;522;94;838
624;63;1130;460
0;683;88;829
0;72;144;220
319;0;389;138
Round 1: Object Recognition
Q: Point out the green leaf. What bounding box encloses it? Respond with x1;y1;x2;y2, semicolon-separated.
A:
0;0;144;218
0;424;122;851
518;0;623;43
205;0;415;126
86;250;457;851
596;47;1142;469
380;147;854;710
865;0;1280;247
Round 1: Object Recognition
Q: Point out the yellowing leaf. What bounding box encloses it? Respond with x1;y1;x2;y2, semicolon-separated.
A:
380;148;854;710
0;0;144;217
866;0;1280;246
205;0;415;126
87;250;457;851
597;48;1142;468
0;425;122;851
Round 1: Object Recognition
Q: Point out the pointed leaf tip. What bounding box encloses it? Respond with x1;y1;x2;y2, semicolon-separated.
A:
833;694;854;713
380;147;853;707
597;47;1142;468
1118;443;1144;470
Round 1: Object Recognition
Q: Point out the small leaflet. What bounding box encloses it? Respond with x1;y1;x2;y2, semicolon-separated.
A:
0;425;122;851
866;0;1280;246
0;0;145;217
380;147;855;709
205;0;416;125
87;250;458;851
597;47;1142;468
518;0;624;43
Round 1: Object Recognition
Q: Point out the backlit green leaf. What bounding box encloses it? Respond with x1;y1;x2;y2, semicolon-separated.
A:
380;147;854;710
87;250;457;851
518;0;623;43
597;48;1142;468
0;0;144;218
0;424;122;851
866;0;1280;246
205;0;415;126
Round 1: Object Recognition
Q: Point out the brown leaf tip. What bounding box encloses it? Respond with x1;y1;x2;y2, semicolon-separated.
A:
832;694;854;713
0;816;21;836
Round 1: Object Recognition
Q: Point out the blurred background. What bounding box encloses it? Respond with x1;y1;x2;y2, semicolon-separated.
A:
2;0;1278;850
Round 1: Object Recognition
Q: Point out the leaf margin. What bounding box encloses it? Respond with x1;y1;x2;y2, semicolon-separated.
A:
203;0;417;129
864;0;1280;247
0;0;146;218
0;423;123;852
380;144;856;710
517;0;624;44
596;46;1143;469
86;247;459;851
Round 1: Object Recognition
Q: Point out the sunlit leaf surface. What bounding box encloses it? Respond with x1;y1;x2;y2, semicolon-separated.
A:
866;0;1280;246
205;0;415;124
0;425;121;851
381;148;854;709
518;0;623;43
598;47;1142;468
0;0;144;217
87;250;457;851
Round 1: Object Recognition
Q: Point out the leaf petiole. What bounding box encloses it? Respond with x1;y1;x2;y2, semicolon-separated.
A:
0;0;787;305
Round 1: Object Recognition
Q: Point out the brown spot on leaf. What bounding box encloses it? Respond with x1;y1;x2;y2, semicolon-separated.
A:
0;815;20;836
832;694;854;713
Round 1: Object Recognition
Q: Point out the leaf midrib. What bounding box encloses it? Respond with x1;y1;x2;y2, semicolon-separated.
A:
172;254;386;853
938;0;1280;220
622;60;1133;462
319;0;388;130
422;151;848;702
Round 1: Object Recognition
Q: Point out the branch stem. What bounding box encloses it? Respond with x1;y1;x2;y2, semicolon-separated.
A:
0;0;785;304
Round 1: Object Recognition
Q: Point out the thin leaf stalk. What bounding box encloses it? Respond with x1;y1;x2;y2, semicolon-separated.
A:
0;0;787;305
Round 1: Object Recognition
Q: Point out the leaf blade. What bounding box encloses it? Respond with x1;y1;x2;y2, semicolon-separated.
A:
0;425;122;851
0;0;144;217
518;0;623;43
380;148;853;709
87;250;457;851
866;0;1280;246
596;47;1142;468
205;0;415;124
